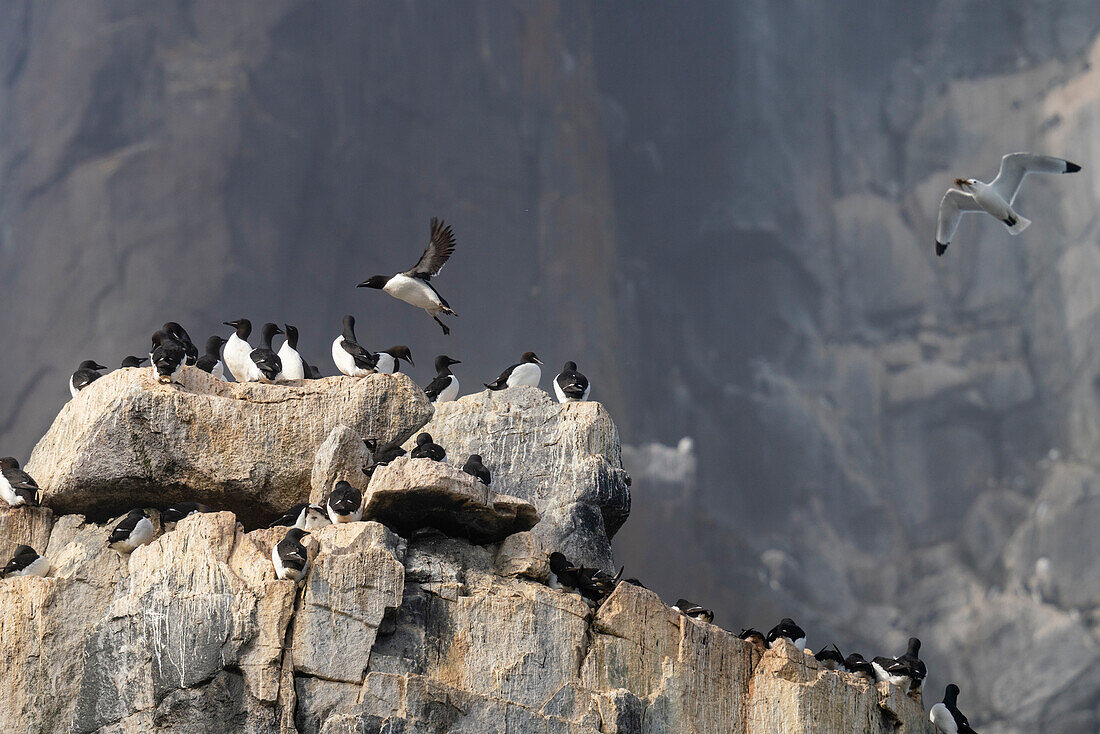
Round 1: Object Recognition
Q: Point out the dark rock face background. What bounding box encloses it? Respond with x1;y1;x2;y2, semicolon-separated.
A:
2;2;1099;730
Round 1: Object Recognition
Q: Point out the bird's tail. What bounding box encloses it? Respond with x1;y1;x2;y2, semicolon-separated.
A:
1005;213;1031;235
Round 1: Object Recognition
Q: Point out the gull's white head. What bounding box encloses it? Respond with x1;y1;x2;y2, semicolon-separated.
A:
955;177;976;190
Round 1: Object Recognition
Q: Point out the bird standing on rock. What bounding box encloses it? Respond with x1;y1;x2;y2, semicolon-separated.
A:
109;509;155;553
276;324;306;382
273;528;310;581
410;433;446;462
672;598;714;623
0;457;40;507
195;336;227;379
269;503;330;531
485;352;543;391
814;644;844;670
120;356;148;369
161;502;212;530
163;322;199;365
766;618;807;650
70;360;107;397
738;628;768;650
332;315;378;377
2;545;49;578
935;152;1081;255
424;355;461;402
376;346;414;375
326;481;363;523
357;217;458;335
872;637;926;692
223;319;256;382
248;323;283;383
150;330;187;384
554;361;590;403
461;454;491;485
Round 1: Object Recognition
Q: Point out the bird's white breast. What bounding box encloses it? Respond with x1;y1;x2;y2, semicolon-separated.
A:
296;507;331;531
15;555;50;578
69;376;79;399
929;703;957;734
376;352;396;375
384;274;441;310
328;505;364;524
436;375;459;402
277;343;305;381
224;334;256;382
971;182;1012;218
0;475;22;507
332;336;371;377
212;360;225;381
508;363;541;388
271;543;305;581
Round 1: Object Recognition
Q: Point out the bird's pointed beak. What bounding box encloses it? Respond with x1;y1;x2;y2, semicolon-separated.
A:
535;358;544;365
223;321;234;327
954;178;968;188
356;280;369;288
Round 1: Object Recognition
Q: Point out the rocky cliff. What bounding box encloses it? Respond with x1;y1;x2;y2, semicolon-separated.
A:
0;370;934;733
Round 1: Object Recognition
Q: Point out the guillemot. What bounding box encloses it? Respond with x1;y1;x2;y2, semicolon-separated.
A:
331;315;378;377
553;361;590;403
424;355;460;402
70;360;107;397
276;324;306;381
484;352;542;391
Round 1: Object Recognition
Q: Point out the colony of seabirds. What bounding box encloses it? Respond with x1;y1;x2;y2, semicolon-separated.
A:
3;152;1087;734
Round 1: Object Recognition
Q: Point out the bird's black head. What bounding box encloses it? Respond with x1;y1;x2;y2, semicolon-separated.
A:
286;527;310;541
357;275;389;290
0;457;19;470
205;335;227;354
126;508;148;519
334;480;352;492
548;552;572;574
261;322;283;340
468;454;482;463
907;637;921;654
521;352;543;365
563;361;577;371
79;360;108;371
416;433;433;446
435;355;461;372
284;324;298;348
12;544;35;556
341;315;356;337
385;345;414;367
944;684;959;704
121;356;147;368
223;319;252;338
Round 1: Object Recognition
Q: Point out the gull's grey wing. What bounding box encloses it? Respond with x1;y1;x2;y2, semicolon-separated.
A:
936;188;982;254
990;152;1080;204
405;217;456;280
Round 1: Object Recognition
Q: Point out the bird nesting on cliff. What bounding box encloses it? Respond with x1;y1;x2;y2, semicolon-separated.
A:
461;454;491;485
843;653;875;679
120;356;148;369
485;352;542;391
276;325;305;382
0;457;41;508
70;360;107;397
273;528;310;581
672;598;714;624
424;355;461;402
814;644;844;671
738;628;768;650
357;217;458;335
150;330;186;384
409;433;446;462
376;346;414;375
872;637;926;693
332;315;378;378
161;502;213;531
109;509;155;553
195;336;227;380
269;503;330;531
248;323;283;383
326;481;363;524
547;552;622;605
934;152;1081;255
363;438;407;478
766;618;807;650
554;362;590;403
2;545;49;578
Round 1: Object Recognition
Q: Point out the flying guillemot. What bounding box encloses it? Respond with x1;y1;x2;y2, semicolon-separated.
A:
357;217;458;335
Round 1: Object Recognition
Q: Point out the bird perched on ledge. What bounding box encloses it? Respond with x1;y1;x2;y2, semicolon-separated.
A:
2;545;49;578
109;509;154;553
554;361;590;403
150;330;186;384
872;637;926;692
357;217;458;335
485;352;543;391
248;323;283;383
70;360;107;397
410;433;446;462
0;457;41;508
326;481;363;524
766;618;807;650
376;345;414;375
672;598;714;623
461;454;491;485
424;355;461;403
332;315;378;377
269;503;330;531
273;528;310;581
120;356;148;369
195;336;227;379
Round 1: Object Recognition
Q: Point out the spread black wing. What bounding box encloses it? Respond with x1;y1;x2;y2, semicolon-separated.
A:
404;217;456;280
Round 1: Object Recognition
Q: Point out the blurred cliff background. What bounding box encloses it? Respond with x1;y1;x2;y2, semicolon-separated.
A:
2;2;1100;730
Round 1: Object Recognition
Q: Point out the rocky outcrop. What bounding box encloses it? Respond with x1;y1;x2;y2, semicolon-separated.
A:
411;387;631;570
26;368;431;524
363;456;539;544
0;509;935;733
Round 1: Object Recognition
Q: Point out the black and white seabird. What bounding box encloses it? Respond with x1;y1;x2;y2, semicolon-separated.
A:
357;217;458;335
376;346;414;375
269;503;330;531
120;356;148;369
554;361;590;403
935;153;1082;255
2;545;49;578
843;653;876;678
150;330;187;384
738;628;768;650
409;433;446;462
364;439;406;478
548;552;580;592
161;502;212;530
766;618;807;650
872;637;926;691
331;315;378;377
575;565;622;605
0;457;41;507
195;336;228;380
163;322;199;365
273;527;311;581
461;454;491;485
930;684;978;734
424;355;461;402
70;360;107;397
248;323;283;383
484;352;543;391
223;319;256;382
814;644;845;671
108;509;155;553
326;481;363;523
276;324;306;381
672;598;715;623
